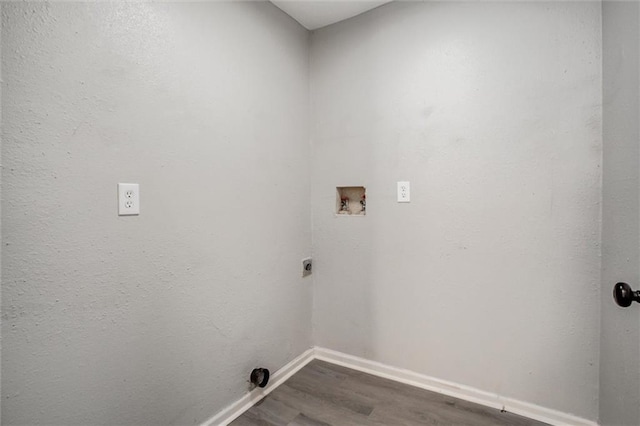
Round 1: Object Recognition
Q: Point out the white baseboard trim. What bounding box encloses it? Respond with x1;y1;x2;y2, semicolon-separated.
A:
200;348;315;426
202;346;597;426
314;347;598;426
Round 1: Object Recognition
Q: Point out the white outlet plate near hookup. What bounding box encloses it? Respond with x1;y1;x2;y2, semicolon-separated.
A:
397;181;410;202
118;183;140;216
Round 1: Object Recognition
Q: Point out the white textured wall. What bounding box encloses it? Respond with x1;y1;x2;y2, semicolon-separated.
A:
310;1;602;420
600;2;640;425
0;5;3;421
1;2;311;425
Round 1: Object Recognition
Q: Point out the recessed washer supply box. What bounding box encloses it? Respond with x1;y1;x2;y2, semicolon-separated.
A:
336;186;366;216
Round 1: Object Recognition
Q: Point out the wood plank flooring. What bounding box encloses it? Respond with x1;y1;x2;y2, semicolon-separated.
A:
230;360;549;426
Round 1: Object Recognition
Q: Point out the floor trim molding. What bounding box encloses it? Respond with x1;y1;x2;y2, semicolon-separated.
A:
315;347;598;426
203;346;598;426
200;348;315;426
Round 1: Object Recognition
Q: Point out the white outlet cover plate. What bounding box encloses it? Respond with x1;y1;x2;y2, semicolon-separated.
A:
397;181;410;202
118;183;140;216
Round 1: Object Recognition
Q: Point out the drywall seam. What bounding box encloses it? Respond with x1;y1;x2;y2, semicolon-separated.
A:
314;347;599;426
200;348;315;426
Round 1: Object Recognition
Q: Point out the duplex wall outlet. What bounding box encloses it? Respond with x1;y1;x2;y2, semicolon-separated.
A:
302;258;312;277
397;181;410;202
118;183;140;216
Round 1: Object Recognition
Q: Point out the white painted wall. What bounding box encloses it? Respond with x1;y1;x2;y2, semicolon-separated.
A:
6;1;636;424
310;1;602;420
1;2;311;425
600;2;640;425
0;6;3;421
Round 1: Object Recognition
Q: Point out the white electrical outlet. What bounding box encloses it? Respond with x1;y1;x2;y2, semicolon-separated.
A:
118;183;140;216
397;181;410;203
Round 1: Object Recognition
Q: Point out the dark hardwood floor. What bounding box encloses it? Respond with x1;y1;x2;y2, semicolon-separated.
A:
230;360;549;426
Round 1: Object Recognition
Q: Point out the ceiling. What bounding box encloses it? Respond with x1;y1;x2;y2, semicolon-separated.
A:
270;0;393;30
